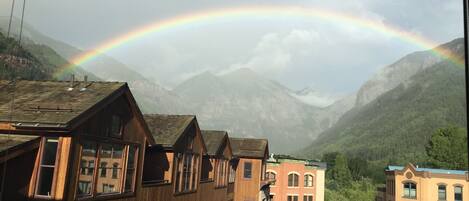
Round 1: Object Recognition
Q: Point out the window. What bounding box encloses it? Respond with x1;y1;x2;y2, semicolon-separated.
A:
110;115;123;137
303;195;313;201
76;142;138;198
35;138;59;196
100;162;108;177
112;163;119;179
244;162;252;179
287;195;299;201
304;174;313;187
182;153;193;191
88;161;95;176
229;161;236;183
124;146;138;192
266;171;276;185
438;185;446;200
403;182;416;199
175;152;199;193
288;173;299;187
96;144;124;195
455;186;463;201
80;160;87;175
216;159;228;187
77;142;97;197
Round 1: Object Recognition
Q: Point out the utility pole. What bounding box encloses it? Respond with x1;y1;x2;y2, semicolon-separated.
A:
463;0;469;171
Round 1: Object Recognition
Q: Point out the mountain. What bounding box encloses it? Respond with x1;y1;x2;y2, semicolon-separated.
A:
174;68;322;152
301;38;466;165
291;87;340;108
0;17;186;114
0;30;98;81
353;39;465;107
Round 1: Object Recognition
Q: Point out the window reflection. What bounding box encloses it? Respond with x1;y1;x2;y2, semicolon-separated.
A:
77;142;97;197
96;144;124;194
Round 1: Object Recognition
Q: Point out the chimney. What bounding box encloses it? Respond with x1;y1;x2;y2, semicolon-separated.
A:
84;75;88;83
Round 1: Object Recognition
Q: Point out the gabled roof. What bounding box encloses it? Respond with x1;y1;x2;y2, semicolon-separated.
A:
143;114;195;148
386;165;467;175
230;137;268;159
0;134;39;153
0;80;125;129
201;130;227;156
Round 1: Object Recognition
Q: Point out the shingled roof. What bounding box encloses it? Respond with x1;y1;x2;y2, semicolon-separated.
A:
0;134;40;154
201;130;227;156
230;137;268;159
0;80;126;129
143;114;195;148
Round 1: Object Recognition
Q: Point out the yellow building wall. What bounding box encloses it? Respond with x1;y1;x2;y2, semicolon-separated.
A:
391;169;468;201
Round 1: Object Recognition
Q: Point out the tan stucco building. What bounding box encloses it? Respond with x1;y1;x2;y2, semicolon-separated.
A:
384;163;468;201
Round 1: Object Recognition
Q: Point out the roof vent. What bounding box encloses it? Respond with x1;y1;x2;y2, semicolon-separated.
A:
67;74;75;91
80;75;88;91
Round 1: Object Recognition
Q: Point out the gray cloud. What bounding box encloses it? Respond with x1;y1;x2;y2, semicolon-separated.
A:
0;0;463;94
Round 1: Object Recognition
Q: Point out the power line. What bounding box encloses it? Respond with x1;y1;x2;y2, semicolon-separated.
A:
6;0;15;38
18;0;26;45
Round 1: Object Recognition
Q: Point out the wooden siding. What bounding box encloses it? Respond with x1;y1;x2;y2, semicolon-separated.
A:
234;158;263;201
65;95;149;201
0;146;38;201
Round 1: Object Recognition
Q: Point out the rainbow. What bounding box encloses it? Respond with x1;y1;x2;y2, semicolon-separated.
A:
54;5;464;78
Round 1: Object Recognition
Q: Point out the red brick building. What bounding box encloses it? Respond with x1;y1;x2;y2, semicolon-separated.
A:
266;155;326;201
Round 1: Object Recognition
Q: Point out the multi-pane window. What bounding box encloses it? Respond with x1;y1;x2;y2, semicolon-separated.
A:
438;185;446;200
175;152;199;193
288;173;299;187
182;153;193;191
303;195;313;201
455;186;463;201
216;159;227;187
96;144;124;194
244;162;252;179
403;182;416;199
76;142;138;198
36;138;59;197
287;195;299;201
304;174;313;187
266;171;276;185
77;142;97;197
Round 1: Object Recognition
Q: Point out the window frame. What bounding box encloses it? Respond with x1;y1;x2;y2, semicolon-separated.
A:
34;137;60;198
303;194;313;201
75;138;140;200
438;184;446;201
288;172;300;187
243;161;252;179
304;173;314;187
109;115;124;138
287;195;299;201
174;151;200;194
454;185;463;201
402;181;417;199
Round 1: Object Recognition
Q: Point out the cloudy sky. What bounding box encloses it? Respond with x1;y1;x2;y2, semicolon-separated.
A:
0;0;464;101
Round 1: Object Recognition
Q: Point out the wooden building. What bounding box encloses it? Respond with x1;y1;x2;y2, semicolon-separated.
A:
0;80;154;201
230;137;269;201
200;130;234;201
140;114;207;201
